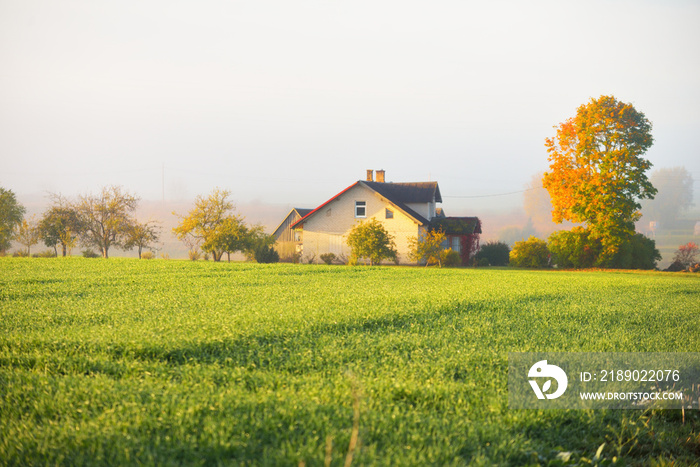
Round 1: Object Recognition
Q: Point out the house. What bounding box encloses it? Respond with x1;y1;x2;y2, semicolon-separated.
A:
272;207;313;261
280;170;481;265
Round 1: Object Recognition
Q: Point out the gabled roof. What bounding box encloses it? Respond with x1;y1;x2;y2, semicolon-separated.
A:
291;180;441;228
363;181;442;204
272;207;313;238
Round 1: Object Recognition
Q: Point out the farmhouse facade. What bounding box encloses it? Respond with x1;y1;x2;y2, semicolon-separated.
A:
275;170;481;265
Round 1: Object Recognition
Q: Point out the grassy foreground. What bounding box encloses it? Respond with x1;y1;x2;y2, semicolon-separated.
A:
1;258;699;466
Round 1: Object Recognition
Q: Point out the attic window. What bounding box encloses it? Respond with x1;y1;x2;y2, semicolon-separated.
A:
355;201;366;218
385;208;393;219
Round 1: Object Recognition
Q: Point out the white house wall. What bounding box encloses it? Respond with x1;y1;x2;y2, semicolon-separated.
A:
300;184;425;264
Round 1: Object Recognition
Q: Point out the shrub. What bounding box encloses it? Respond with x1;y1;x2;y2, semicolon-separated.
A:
13;250;29;257
253;244;279;263
346;219;397;266
476;257;490;267
475;241;510;266
280;251;301;264
547;228;600;268
188;250;201;261
665;260;685;272
304;253;316;264
33;249;57;258
408;229;446;267
548;228;660;270
320;253;336;265
82;249;100;258
441;249;461;267
509;236;550;268
141;251;154;260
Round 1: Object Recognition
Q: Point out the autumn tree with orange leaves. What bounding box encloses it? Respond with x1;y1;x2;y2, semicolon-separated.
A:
543;95;657;266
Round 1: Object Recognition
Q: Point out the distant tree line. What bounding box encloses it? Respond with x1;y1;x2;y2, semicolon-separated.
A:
0;185;161;258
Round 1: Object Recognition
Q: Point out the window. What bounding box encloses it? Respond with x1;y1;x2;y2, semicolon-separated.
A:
355;201;366;218
451;236;461;253
385;208;393;219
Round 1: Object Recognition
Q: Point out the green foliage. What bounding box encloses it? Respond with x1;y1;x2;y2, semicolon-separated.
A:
612;233;661;269
547;227;600;268
320;252;336;265
475;241;510;266
549;228;660;270
509;236;550;268
441;248;461;267
38;196;80;257
346;219;397;266
252;243;279;263
1;259;698;465
0;187;25;253
408;229;446;266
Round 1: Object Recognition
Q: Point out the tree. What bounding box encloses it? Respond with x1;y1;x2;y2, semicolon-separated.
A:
125;221;161;259
543;95;656;264
640;167;694;228
14;215;40;256
211;216;249;262
38;195;80;257
173;188;239;262
248;229;280;264
74;186;139;258
509;236;550;268
346;219;397;266
0;187;25;253
673;242;699;269
408;229;446;267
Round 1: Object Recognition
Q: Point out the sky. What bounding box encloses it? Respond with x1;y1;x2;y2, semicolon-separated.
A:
1;0;699;218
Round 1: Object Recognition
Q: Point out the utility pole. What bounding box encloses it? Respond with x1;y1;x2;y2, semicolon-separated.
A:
162;163;165;205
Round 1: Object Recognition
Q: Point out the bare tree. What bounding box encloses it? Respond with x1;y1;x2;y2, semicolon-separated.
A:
74;186;139;258
14;215;40;256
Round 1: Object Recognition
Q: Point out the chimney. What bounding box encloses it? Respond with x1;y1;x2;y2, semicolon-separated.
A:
366;169;374;182
376;169;385;183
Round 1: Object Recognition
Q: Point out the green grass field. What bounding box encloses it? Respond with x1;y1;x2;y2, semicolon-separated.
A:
1;258;699;465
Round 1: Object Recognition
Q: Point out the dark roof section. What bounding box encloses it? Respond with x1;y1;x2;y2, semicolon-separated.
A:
429;217;482;235
292;180;442;228
295;208;313;217
363;181;442;204
359;181;432;225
